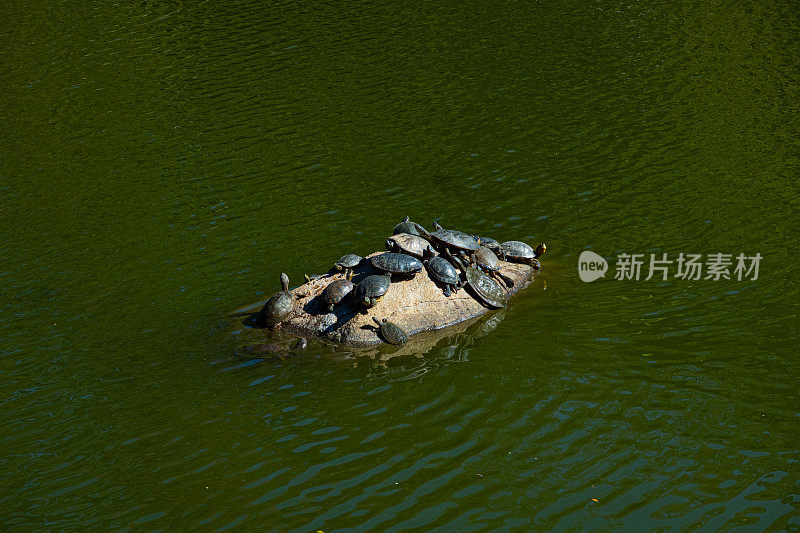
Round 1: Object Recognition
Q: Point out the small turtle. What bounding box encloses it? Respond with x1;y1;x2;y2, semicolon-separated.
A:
321;279;354;312
473;246;515;288
464;266;506;309
256;272;294;328
355;274;391;309
427;221;480;257
424;256;461;297
475;236;501;252
334;254;363;279
372;317;409;345
497;241;545;266
370;252;423;277
385;233;435;259
393;216;428;237
242;336;307;356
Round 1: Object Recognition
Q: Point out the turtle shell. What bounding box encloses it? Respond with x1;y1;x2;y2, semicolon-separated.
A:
257;291;294;327
473;246;501;272
370;252;423;274
430;228;480;252
355;274;391;301
373;317;409;345
498;241;536;262
335;254;362;269
465;266;505;309
322;279;354;305
476;236;500;252
385;233;434;259
393;217;426;237
426;256;460;285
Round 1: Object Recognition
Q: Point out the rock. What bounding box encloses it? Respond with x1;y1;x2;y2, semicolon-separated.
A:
234;251;540;347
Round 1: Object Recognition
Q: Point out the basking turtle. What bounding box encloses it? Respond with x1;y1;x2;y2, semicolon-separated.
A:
475;236;501;252
385;233;435;259
497;241;546;266
370;252;423;277
256;272;294;328
355;274;391;309
334;254;363;279
393;216;428;237
424;256;462;297
321;279;354;312
473;246;515;288
464;266;506;309
372;317;409;345
427;222;480;258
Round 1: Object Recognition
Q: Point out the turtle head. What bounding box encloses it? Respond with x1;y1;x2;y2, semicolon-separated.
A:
280;272;289;291
534;243;546;258
385;237;395;251
433;221;443;231
403;216;410;222
372;317;382;326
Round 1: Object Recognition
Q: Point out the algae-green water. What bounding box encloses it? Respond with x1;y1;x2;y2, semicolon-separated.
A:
2;1;798;530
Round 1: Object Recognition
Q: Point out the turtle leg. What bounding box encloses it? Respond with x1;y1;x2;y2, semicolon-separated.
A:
496;271;515;288
443;285;451;297
346;269;354;280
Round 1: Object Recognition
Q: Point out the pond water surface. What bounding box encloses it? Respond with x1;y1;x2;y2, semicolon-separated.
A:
2;0;798;530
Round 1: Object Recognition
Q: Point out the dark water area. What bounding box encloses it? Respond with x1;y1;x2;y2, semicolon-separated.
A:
2;0;798;530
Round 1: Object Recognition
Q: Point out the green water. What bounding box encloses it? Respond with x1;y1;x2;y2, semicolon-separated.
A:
2;0;798;530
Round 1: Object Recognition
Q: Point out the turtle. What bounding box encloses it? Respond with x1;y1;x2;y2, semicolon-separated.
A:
372;317;409;345
355;274;391;309
427;221;480;259
256;272;294;328
424;256;462;297
241;336;307;356
321;279;354;312
475;236;501;252
393;216;428;237
497;241;546;267
334;254;363;279
385;233;435;259
473;246;515;288
464;265;506;309
370;252;423;277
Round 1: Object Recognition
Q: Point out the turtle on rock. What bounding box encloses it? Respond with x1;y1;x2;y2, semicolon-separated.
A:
320;279;354;312
256;272;294;329
370;252;424;278
424;256;462;297
393;216;428;237
355;274;392;311
372;317;409;345
385;233;435;259
334;254;363;279
497;241;546;266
